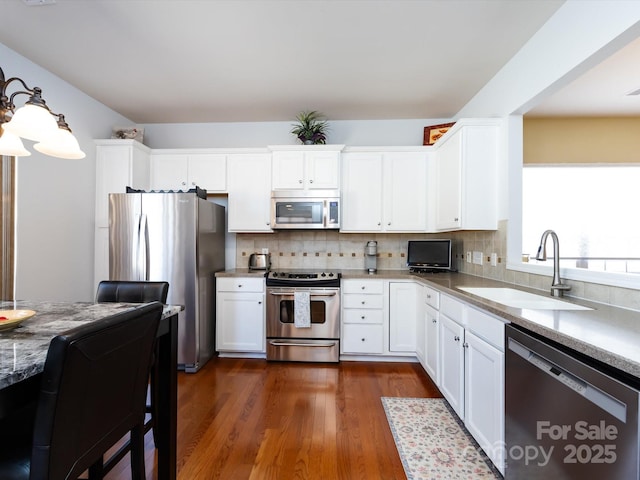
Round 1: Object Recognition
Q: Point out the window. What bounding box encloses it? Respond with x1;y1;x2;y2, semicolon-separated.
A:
522;164;640;274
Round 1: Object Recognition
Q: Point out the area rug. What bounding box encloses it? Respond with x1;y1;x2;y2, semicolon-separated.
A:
381;397;502;479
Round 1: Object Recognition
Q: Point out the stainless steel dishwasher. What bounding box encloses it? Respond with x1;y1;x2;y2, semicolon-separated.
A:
505;325;640;479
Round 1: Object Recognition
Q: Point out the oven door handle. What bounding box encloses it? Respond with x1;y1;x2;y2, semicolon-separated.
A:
268;291;338;297
269;340;338;348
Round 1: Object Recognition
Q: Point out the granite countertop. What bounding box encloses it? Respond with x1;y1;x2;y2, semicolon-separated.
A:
217;268;640;379
0;301;181;389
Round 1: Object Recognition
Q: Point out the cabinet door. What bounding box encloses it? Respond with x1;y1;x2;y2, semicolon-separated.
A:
95;143;150;227
272;151;305;189
435;131;462;230
424;304;439;384
216;292;265;352
340;152;383;232
416;295;426;365
227;154;273;232
439;314;465;418
464;330;504;473
389;282;418;352
151;154;188;190
188;154;226;191
383;152;428;231
306;151;340;189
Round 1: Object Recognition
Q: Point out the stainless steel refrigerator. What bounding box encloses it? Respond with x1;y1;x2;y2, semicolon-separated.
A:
108;192;225;372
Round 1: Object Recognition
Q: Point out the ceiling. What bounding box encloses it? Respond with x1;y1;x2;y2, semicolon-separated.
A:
1;0;631;124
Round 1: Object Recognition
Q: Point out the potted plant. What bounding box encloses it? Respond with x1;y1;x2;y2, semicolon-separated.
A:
290;110;329;145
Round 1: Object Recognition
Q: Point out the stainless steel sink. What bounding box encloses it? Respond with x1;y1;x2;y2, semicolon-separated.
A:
457;287;592;310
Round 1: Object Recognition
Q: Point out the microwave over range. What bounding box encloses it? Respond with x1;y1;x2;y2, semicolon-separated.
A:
271;190;340;230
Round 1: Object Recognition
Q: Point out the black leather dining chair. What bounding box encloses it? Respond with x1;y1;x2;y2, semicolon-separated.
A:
0;302;163;480
95;280;169;446
95;280;169;304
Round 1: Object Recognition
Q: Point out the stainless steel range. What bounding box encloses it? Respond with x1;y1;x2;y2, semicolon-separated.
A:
265;270;341;363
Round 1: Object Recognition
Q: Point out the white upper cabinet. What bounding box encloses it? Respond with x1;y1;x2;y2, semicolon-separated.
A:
341;152;384;231
434;121;499;231
227;153;273;232
95;140;150;228
383;152;428;231
341;150;428;232
150;152;226;192
270;147;342;190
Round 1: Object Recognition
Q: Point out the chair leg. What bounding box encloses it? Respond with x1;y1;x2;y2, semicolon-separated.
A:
88;456;104;480
130;424;146;480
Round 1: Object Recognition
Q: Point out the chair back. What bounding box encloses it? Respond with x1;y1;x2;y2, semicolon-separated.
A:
96;280;169;304
29;302;163;479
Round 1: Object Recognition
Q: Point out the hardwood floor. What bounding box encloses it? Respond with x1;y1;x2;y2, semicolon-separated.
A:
106;357;441;480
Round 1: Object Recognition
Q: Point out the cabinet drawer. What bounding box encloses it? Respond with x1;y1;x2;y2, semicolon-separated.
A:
467;307;505;351
342;279;384;294
440;294;464;323
216;277;264;293
342;324;384;354
343;309;384;324
424;286;440;309
343;294;384;309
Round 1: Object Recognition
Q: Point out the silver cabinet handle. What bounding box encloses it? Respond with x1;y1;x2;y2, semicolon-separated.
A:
432;319;437;324
309;179;314;183
454;335;460;342
463;342;469;348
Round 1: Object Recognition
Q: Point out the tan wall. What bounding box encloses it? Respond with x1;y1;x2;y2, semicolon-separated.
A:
523;117;640;164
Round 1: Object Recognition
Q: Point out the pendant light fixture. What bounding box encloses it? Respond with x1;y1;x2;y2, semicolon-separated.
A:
0;66;85;159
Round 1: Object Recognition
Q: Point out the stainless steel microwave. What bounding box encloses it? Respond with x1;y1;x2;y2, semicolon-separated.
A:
271;190;340;229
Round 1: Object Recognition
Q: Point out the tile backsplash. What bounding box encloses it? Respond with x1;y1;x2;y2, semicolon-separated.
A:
235;220;640;311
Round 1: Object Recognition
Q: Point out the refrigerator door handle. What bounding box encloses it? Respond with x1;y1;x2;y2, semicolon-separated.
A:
132;213;143;281
139;213;150;281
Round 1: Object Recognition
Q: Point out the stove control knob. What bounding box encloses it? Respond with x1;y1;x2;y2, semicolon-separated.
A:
328;272;334;277
321;272;326;277
272;272;278;277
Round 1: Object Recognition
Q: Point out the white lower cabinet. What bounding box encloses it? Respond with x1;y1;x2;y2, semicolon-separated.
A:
424;303;439;384
464;329;504;473
436;294;505;474
341;279;385;355
389;282;418;352
438;313;466;417
216;277;265;353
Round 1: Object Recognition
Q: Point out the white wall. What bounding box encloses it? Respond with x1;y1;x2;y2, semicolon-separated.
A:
1;43;132;302
140;118;448;149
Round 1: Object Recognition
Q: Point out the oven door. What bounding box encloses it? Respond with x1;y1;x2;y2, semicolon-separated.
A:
266;287;340;339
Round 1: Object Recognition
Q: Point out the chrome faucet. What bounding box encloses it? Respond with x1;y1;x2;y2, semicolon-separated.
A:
535;230;571;297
